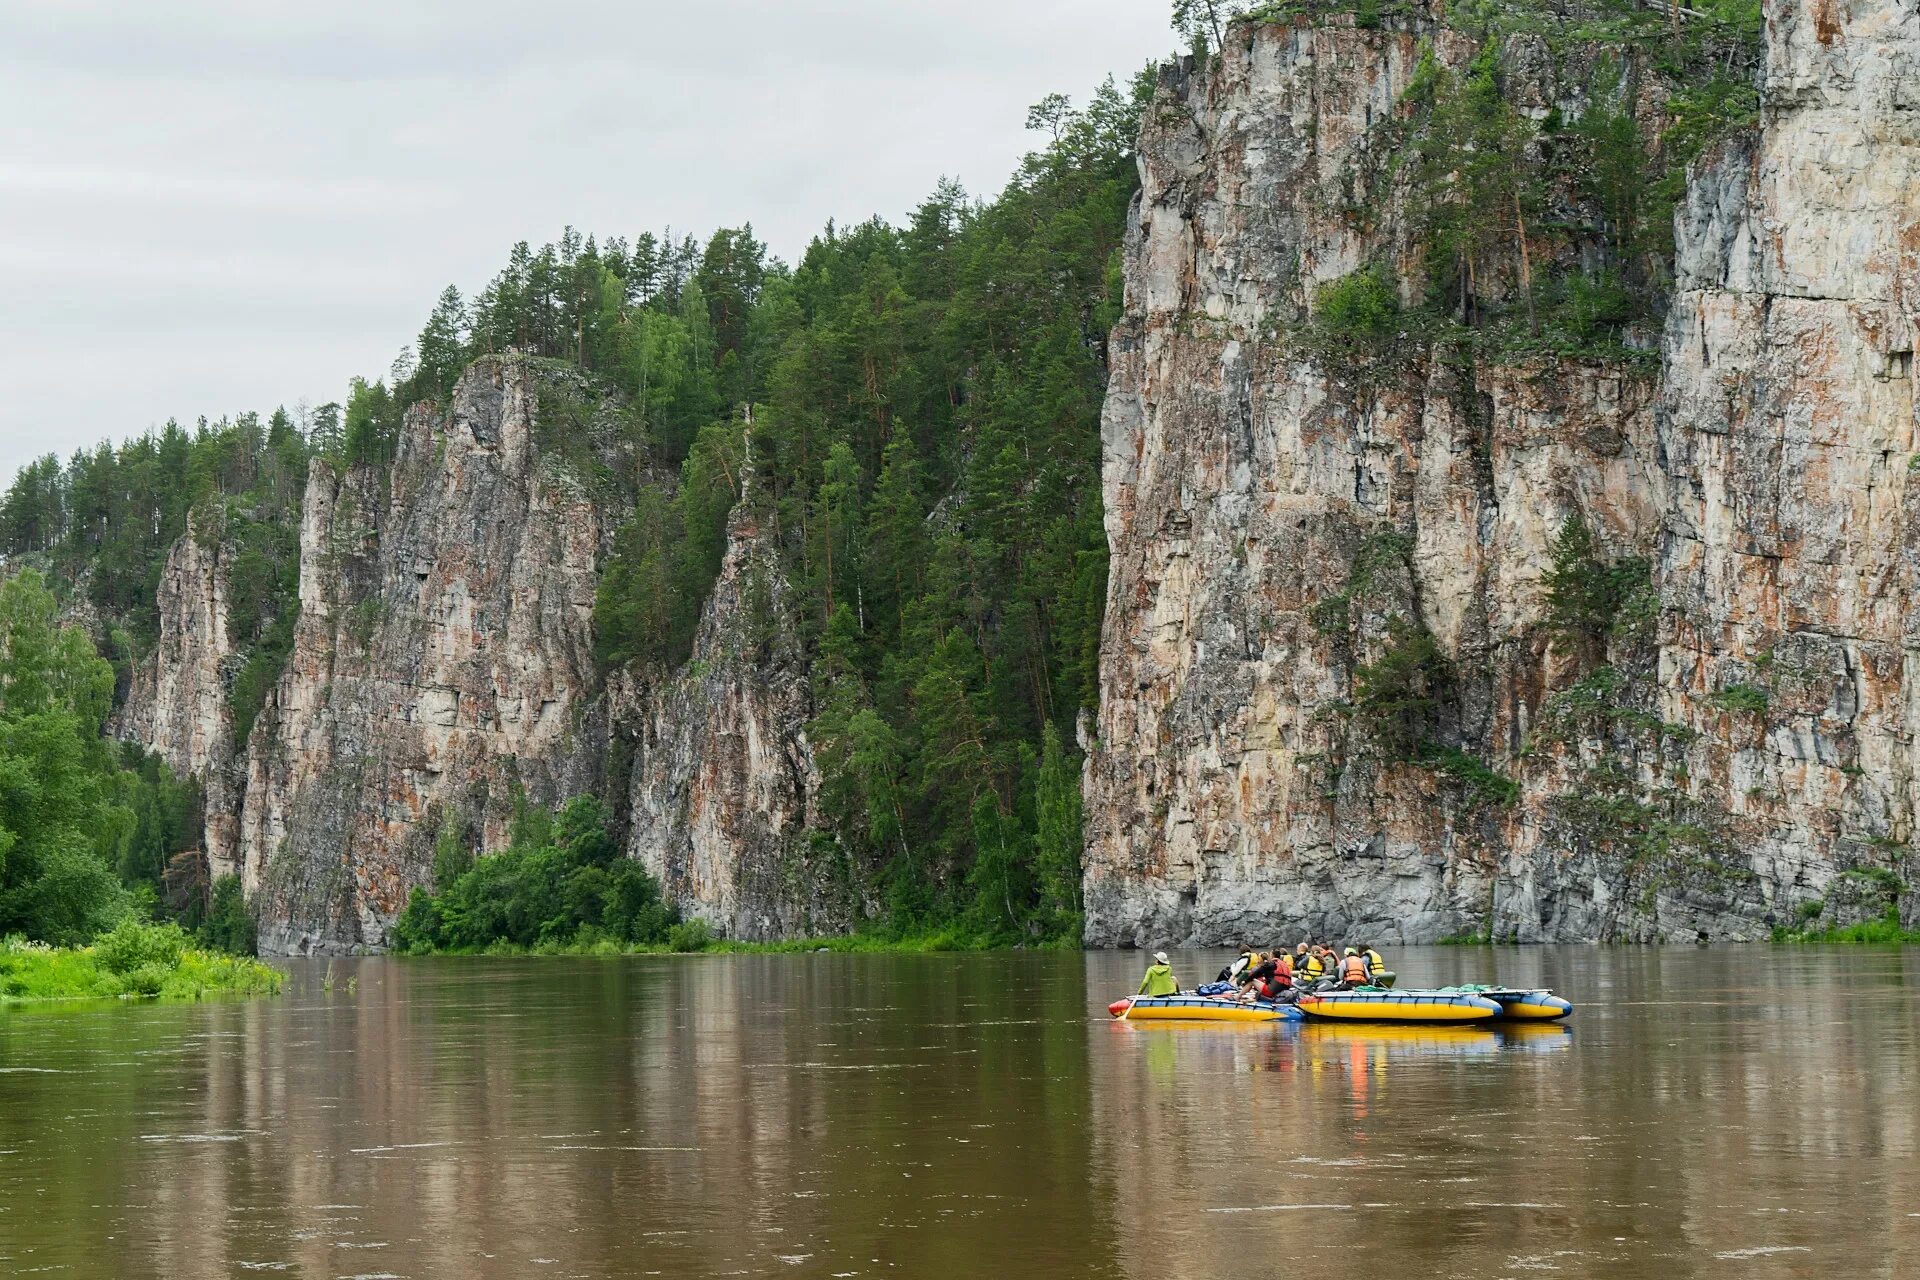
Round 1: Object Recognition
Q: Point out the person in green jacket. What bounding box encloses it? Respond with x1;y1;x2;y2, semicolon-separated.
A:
1138;951;1178;997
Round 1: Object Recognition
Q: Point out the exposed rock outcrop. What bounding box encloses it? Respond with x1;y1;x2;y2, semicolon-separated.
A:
235;358;613;952
108;355;830;953
111;516;242;877
1643;0;1920;939
620;454;837;940
1083;1;1920;945
107;3;1918;952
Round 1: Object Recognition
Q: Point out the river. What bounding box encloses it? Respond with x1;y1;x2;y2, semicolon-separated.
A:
1;946;1915;1278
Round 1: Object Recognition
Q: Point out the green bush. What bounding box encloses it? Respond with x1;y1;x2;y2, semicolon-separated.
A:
1775;908;1918;945
1711;683;1769;714
1314;265;1402;344
1;925;281;1003
1542;518;1649;664
393;796;682;953
199;876;258;956
92;918;190;976
666;919;713;952
1419;743;1519;805
1352;617;1451;760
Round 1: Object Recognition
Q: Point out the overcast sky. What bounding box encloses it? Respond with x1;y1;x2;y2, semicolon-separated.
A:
0;0;1172;485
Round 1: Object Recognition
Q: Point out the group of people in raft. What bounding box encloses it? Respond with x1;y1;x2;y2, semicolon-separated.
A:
1136;942;1388;1005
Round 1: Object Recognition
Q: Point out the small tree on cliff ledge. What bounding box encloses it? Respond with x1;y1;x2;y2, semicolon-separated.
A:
1171;0;1250;53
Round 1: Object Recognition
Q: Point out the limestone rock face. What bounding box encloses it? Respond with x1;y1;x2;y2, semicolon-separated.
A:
1084;3;1920;946
619;461;836;940
236;358;612;953
112;516;242;876
1648;0;1920;937
108;355;830;953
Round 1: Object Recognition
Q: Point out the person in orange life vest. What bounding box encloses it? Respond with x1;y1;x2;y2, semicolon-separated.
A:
1238;949;1291;1001
1338;947;1370;988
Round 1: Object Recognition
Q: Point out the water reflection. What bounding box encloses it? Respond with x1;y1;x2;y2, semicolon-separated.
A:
0;946;1915;1277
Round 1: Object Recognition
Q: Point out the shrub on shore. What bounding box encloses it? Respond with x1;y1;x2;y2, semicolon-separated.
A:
0;918;283;1003
393;796;681;954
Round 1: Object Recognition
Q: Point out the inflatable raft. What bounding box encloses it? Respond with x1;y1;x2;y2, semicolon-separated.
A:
1108;995;1303;1023
1473;987;1574;1021
1296;989;1503;1023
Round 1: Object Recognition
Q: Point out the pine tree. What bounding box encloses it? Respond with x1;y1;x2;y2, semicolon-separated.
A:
414;285;468;399
1033;722;1083;932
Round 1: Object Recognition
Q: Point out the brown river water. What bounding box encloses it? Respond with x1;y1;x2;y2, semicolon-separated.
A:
1;946;1916;1279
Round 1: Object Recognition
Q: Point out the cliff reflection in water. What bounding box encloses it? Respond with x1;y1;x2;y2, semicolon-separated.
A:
1;947;1917;1277
0;954;1119;1278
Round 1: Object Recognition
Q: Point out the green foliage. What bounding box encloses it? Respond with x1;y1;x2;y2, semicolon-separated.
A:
1409;37;1540;326
665;918;713;953
1711;682;1769;714
198;876;257;955
224;495;303;743
0;571;133;944
341;377;402;469
1551;766;1733;889
1171;0;1251;51
430;818;475;890
1;410;309;656
1033;723;1085;938
1352;616;1451;760
1340;2;1769;357
594;420;744;670
413;286;469;400
0;921;281;1002
433;226;743;465
1531;664;1690;748
754;81;1142;941
1773;908;1918;945
1418;743;1519;805
1313;265;1403;345
1542;517;1649;663
92;916;189;975
1844;866;1907;896
392;796;681;952
1311;528;1413;637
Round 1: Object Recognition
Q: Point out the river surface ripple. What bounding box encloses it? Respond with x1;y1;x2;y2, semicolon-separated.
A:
2;946;1917;1278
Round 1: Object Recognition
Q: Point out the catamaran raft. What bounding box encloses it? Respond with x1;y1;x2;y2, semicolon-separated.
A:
1108;985;1573;1025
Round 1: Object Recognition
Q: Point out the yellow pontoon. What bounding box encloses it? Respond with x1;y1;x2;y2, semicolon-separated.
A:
1296;989;1503;1023
1108;995;1303;1022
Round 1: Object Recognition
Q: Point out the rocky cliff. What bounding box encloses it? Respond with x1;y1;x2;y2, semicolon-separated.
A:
1083;0;1919;945
620;447;837;941
233;359;615;953
112;516;243;877
113;2;1918;952
118;356;821;953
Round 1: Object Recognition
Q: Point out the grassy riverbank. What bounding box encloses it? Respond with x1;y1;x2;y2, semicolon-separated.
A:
1773;910;1919;944
1;920;283;1003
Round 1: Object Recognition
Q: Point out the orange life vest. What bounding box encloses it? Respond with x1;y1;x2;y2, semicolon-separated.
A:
1341;955;1368;983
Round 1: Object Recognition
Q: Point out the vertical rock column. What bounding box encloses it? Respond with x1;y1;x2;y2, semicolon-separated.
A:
112;516;242;878
1655;0;1920;915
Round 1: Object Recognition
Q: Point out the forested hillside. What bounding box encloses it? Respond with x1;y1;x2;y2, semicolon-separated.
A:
1;74;1147;947
13;0;1871;954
